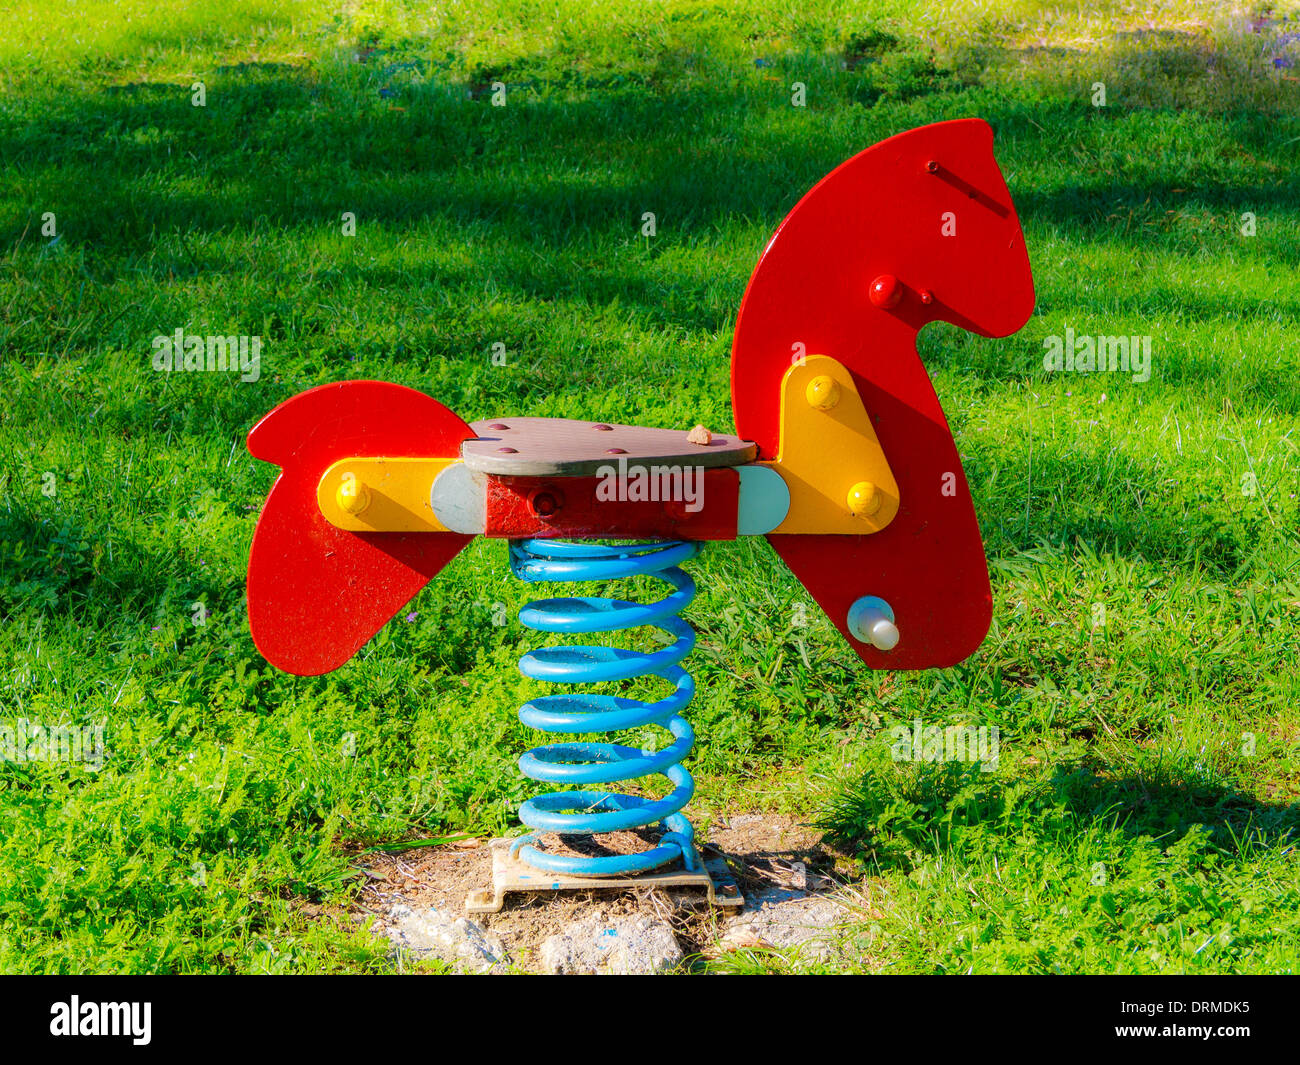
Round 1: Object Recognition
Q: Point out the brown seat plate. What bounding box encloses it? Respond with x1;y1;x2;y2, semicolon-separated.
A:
462;417;756;477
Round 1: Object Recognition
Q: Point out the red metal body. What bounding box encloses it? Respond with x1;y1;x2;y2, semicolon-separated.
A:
731;118;1034;669
483;471;739;540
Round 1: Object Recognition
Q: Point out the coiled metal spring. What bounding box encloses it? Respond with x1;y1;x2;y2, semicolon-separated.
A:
506;538;702;877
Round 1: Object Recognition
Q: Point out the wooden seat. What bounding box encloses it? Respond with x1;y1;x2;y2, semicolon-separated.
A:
461;417;757;477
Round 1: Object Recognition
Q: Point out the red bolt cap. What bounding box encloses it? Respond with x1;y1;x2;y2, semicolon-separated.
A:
869;274;903;309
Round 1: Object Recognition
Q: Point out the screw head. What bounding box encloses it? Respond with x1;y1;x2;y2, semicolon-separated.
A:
925;159;939;174
528;487;562;518
805;374;841;410
592;423;613;431
336;478;371;516
487;422;510;430
847;481;881;517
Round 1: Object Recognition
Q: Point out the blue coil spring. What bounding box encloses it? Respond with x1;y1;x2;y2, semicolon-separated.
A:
506;537;703;877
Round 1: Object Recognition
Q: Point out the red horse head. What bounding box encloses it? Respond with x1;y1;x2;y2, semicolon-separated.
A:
732;118;1035;669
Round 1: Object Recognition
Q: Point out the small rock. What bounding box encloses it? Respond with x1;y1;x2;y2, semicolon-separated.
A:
686;424;712;445
719;887;847;961
385;904;510;973
721;927;763;949
540;915;684;975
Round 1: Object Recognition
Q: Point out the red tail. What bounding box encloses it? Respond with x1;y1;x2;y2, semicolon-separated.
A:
246;381;474;675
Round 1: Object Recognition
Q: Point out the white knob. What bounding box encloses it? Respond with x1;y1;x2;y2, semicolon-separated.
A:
848;596;899;651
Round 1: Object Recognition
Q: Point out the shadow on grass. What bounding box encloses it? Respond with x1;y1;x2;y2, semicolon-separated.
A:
2;33;1299;591
2;44;1298;261
817;757;1300;876
0;496;236;622
4;73;1297;402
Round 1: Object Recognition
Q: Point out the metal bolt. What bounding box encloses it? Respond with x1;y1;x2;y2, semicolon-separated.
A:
336;478;371;516
529;488;562;518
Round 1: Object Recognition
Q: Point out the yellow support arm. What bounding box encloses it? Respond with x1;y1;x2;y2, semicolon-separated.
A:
763;355;899;534
317;457;461;533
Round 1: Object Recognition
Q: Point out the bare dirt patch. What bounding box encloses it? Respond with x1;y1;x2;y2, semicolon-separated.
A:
354;813;862;971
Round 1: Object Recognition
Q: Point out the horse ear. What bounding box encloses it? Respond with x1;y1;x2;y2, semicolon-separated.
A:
246;381;475;675
732;119;1033;669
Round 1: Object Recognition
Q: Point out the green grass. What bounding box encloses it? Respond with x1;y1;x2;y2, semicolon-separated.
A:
1;0;1299;973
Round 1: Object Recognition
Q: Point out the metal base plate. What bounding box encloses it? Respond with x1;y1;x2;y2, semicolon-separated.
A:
466;838;745;914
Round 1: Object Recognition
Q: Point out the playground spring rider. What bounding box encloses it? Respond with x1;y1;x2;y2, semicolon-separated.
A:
244;119;1035;909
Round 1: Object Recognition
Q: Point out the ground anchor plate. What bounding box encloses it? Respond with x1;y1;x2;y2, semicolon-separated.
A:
466;838;746;913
